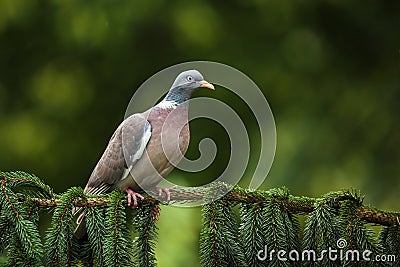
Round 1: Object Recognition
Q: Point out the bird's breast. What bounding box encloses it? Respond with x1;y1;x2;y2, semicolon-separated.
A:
128;105;190;188
147;105;190;163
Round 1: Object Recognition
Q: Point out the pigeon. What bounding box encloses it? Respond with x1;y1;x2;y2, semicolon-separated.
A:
74;70;214;239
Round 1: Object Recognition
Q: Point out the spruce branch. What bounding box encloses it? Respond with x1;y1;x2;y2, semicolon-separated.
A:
2;172;399;227
200;186;246;267
1;171;400;267
103;191;132;267
199;200;231;267
1;177;43;266
338;200;385;266
378;225;400;263
239;203;268;267
45;187;84;267
263;198;292;267
86;205;107;266
22;186;400;227
133;202;160;267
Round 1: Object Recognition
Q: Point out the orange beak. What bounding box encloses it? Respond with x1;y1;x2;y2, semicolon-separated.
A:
200;80;215;90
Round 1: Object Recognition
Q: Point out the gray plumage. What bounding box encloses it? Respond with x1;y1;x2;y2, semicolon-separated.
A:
84;115;151;195
74;70;214;239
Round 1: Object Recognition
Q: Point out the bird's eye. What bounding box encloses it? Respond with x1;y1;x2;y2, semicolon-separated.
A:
187;75;194;82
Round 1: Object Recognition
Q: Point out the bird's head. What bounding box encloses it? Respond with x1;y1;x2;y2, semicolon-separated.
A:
171;70;214;91
163;70;214;106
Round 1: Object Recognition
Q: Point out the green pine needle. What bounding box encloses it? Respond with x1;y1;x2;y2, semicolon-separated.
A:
132;203;160;267
86;205;107;266
104;191;132;267
45;187;84;267
1;171;400;266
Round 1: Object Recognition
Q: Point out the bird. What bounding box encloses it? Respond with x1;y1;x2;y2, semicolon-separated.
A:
74;70;214;239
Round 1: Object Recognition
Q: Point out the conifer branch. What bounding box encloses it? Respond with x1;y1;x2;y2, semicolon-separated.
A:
25;186;400;227
104;191;132;267
133;203;160;267
0;173;400;226
1;171;400;266
86;205;106;266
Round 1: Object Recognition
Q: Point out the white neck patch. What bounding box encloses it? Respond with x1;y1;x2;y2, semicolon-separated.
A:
157;100;178;109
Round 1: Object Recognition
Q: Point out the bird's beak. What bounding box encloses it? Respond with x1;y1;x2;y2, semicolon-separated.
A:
200;80;215;90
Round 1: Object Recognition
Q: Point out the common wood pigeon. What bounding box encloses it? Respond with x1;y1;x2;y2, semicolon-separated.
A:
74;70;214;238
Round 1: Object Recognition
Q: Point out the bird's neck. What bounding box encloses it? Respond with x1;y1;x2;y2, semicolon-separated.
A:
160;86;194;108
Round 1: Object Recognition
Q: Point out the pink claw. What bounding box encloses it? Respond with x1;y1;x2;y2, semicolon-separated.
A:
155;185;178;202
125;188;144;208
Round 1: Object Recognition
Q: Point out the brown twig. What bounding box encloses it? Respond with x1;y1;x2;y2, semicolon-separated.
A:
1;172;396;227
26;187;400;227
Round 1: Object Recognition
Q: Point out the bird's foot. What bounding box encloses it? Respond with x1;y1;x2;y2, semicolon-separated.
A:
125;188;144;208
155;185;178;203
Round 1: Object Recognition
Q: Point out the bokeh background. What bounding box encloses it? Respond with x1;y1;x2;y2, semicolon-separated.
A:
0;0;399;266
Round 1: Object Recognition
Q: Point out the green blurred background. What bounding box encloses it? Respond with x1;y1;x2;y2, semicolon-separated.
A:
0;0;399;266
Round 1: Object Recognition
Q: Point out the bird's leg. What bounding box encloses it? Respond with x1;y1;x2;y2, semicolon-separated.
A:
125;188;144;208
155;185;178;202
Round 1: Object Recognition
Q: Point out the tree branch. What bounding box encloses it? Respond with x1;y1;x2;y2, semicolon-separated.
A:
27;186;400;227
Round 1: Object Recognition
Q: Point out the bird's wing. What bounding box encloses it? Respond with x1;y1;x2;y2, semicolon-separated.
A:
84;114;152;195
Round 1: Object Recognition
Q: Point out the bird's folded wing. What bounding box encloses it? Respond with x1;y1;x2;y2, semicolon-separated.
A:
74;114;152;239
84;114;152;195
